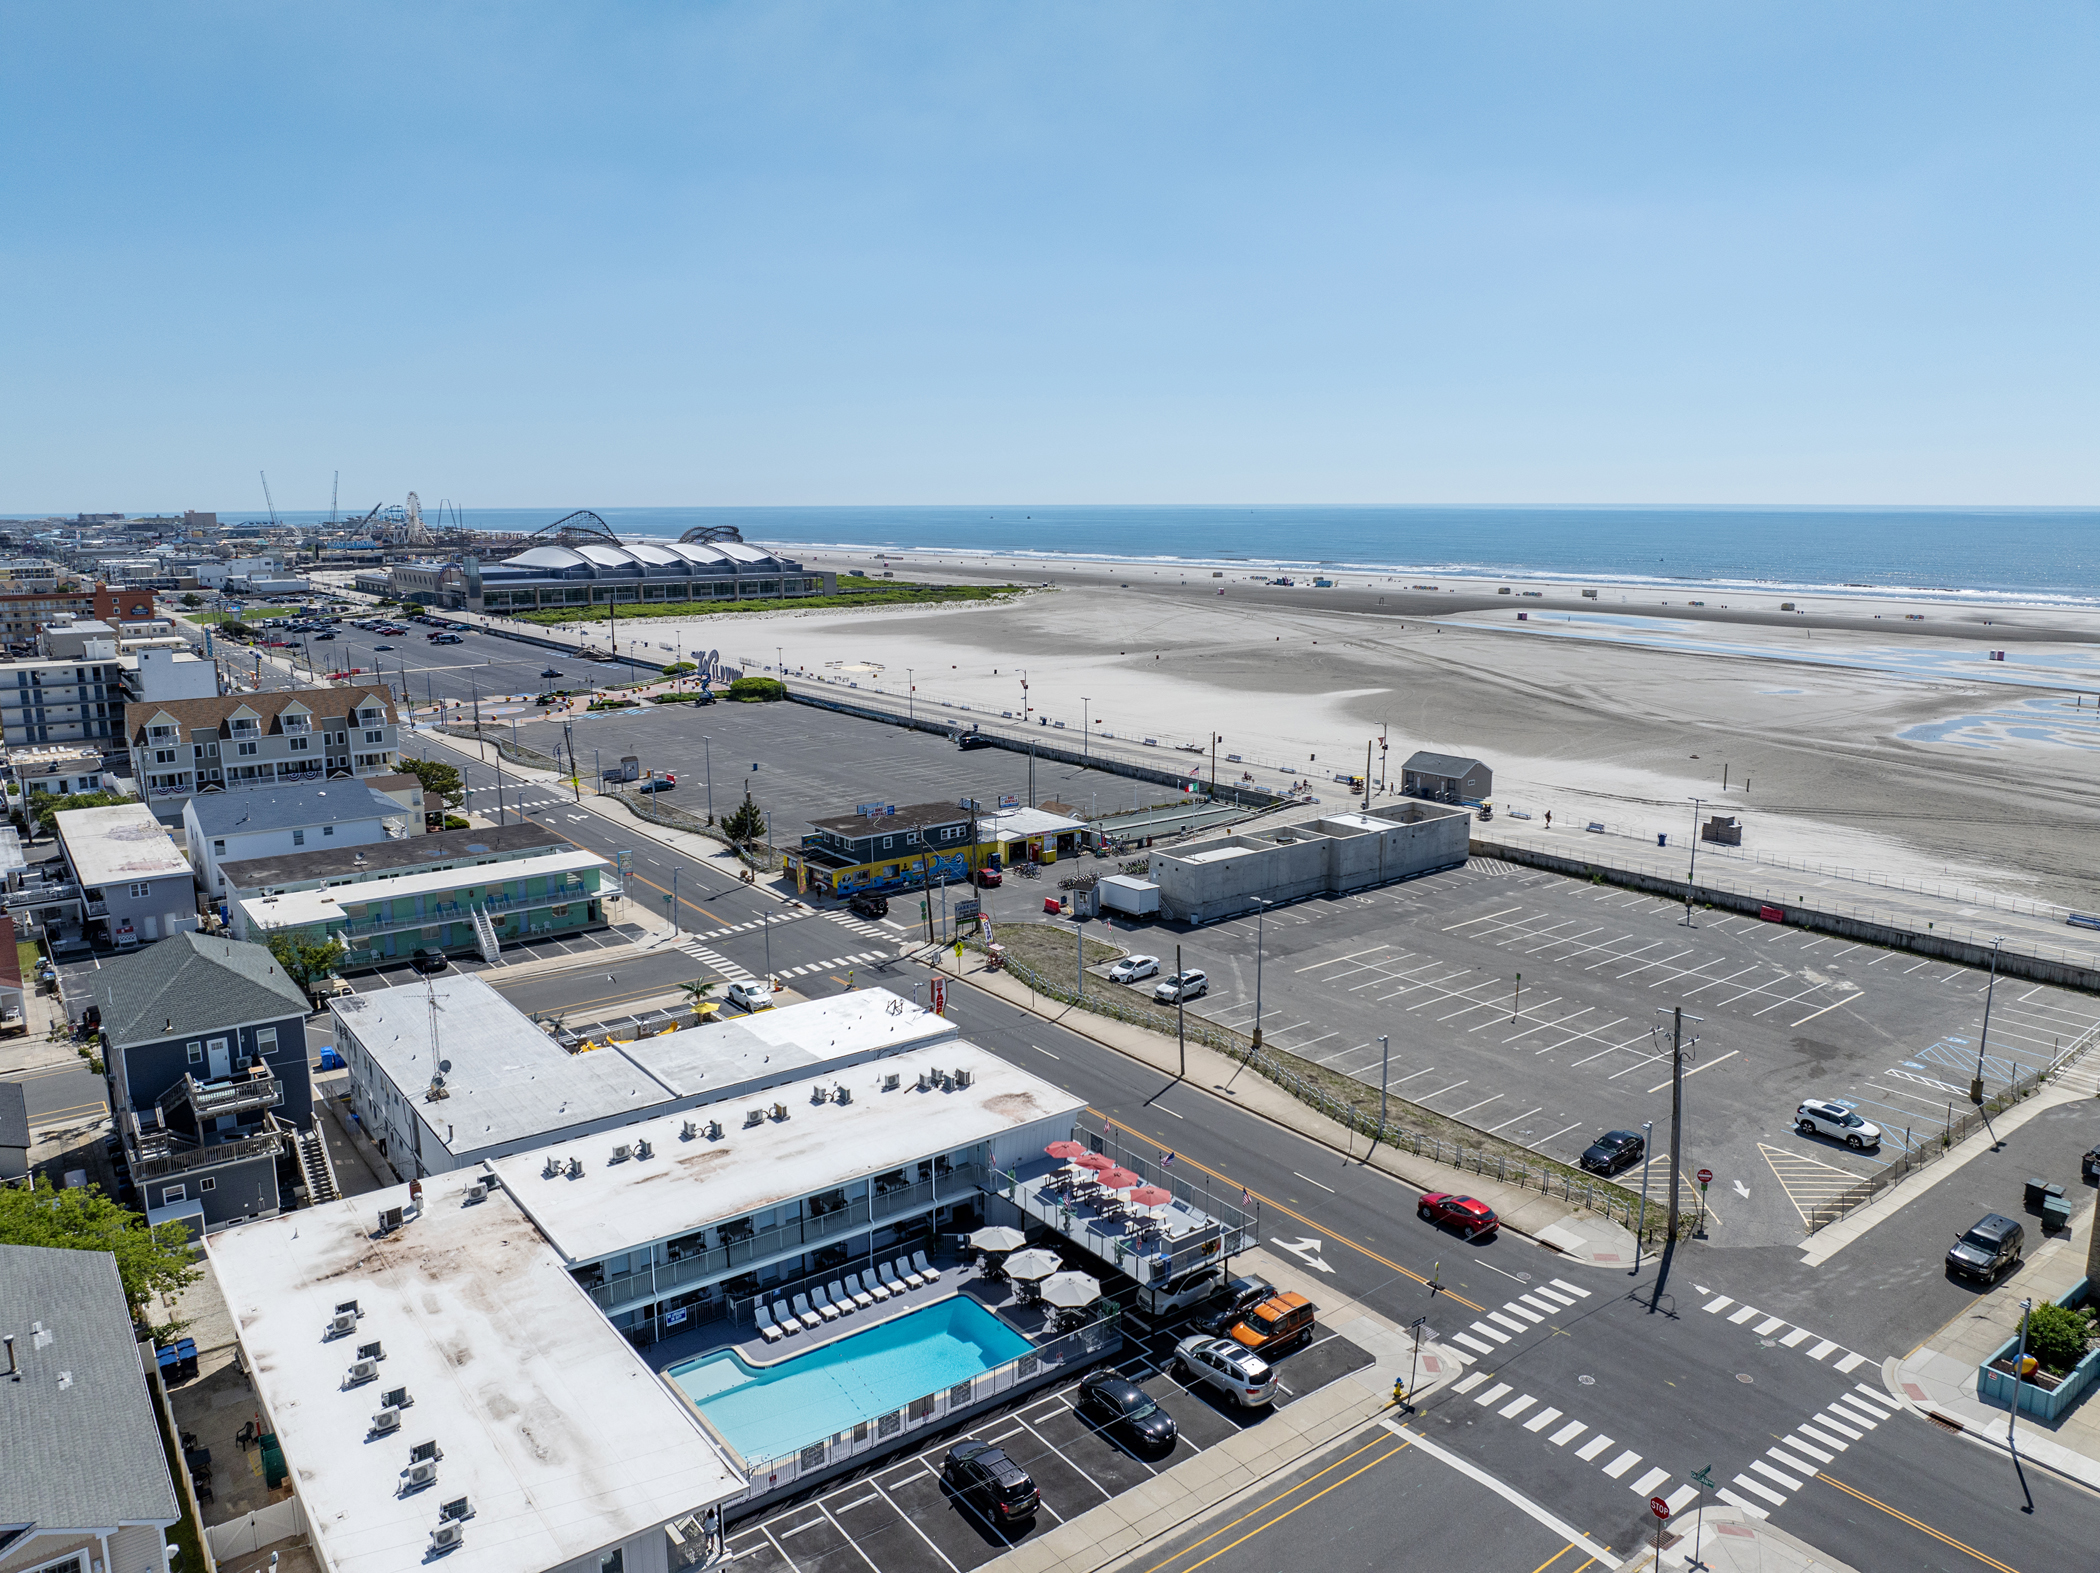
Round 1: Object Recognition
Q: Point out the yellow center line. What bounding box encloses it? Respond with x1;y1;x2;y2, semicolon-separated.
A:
1144;1438;1412;1573
1815;1472;2022;1573
1132;1434;1390;1573
33;1100;108;1125
1527;1545;1579;1573
1090;1110;1488;1313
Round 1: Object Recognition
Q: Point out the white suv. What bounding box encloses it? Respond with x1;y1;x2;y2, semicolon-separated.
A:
1153;970;1208;1004
727;980;775;1012
1796;1099;1881;1150
1171;1335;1275;1408
1108;955;1160;985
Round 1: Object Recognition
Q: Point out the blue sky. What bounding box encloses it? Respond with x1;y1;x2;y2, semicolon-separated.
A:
4;3;2095;511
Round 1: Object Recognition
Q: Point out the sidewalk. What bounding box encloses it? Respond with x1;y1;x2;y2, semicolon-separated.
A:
995;1245;1462;1573
1887;1193;2100;1493
936;946;1641;1270
1614;1502;1862;1573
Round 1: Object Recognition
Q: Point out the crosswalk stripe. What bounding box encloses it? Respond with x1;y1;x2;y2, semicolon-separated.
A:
1780;1327;1813;1347
1516;1294;1560;1316
1753;1317;1787;1336
1806;1340;1837;1360
1469;1321;1511;1345
1486;1312;1530;1334
1500;1301;1545;1324
1522;1407;1562;1433
1749;1459;1802;1492
1474;1383;1513;1407
1768;1447;1817;1476
1532;1287;1577;1307
1453;1371;1488;1394
1851;1384;1901;1413
1601;1450;1642;1480
1719;1484;1777;1516
1784;1434;1835;1463
1549;1278;1591;1298
1703;1296;1733;1313
1629;1466;1669;1495
1446;1348;1475;1366
1662;1483;1700;1515
1728;1306;1760;1324
1833;1352;1868;1374
1452;1333;1496;1355
1499;1394;1536;1419
1813;1412;1863;1441
1547;1421;1587;1446
1574;1435;1614;1462
1830;1398;1881;1428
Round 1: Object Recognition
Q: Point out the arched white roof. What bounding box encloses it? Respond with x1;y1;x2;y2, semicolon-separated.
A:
575;545;641;569
503;546;587;570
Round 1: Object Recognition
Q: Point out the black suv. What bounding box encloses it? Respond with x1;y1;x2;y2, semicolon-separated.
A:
943;1440;1038;1523
1947;1214;2024;1283
1194;1275;1277;1338
1579;1130;1645;1176
848;892;889;920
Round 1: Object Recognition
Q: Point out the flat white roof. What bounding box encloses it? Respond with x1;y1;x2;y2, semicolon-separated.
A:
238;847;610;931
1182;844;1263;866
334;975;678;1159
982;806;1086;838
210;1170;742;1573
56;802;192;887
620;989;959;1098
493;1041;1083;1265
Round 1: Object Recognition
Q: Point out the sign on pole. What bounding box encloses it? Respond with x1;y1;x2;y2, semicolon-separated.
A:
1696;1167;1713;1188
1649;1496;1670;1521
930;977;947;1016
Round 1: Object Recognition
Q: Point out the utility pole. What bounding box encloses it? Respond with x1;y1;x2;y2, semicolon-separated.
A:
1211;733;1219;796
907;668;914;727
1251;898;1268;1050
1655;1006;1703;1248
1972;935;2004;1105
562;719;578;801
703;736;714;824
1374;1034;1390;1153
1075;918;1085;1001
1363;740;1372;811
1632;1118;1656;1269
1082;698;1090;767
1176;942;1186;1079
1684;796;1705;926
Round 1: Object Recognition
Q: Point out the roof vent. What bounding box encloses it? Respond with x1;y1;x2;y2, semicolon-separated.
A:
916;1072;931;1092
770;1102;789;1121
810;1084;829;1105
404;1459;438;1491
429;1523;463;1553
954;1068;974;1088
382;1385;411;1409
326;1311;357;1339
377;1205;404;1233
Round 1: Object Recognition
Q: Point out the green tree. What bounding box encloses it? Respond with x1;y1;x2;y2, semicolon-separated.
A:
679;978;719;1015
2024;1302;2094;1374
399;757;465;811
720;790;767;846
728;676;786;702
661;661;698;678
32;789;130;838
265;931;348;998
0;1178;199;1327
179;592;202;608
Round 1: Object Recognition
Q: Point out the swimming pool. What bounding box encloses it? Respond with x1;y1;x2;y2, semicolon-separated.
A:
668;1296;1035;1461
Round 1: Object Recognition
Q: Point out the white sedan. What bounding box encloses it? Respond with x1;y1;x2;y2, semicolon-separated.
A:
1107;954;1160;985
727;980;775;1012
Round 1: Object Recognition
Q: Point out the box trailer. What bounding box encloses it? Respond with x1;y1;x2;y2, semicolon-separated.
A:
1098;874;1161;917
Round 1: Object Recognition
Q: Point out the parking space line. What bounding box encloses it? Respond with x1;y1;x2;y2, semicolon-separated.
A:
1009;1412;1115;1506
1790;998;1852;1028
1482;1106;1544;1134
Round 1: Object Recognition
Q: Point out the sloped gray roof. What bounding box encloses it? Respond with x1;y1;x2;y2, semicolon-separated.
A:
186;782;406;838
0;1079;26;1151
95;929;311;1047
0;1243;182;1531
1403;751;1487;778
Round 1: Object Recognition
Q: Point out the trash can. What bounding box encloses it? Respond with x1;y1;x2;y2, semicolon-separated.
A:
1657;834;1667;847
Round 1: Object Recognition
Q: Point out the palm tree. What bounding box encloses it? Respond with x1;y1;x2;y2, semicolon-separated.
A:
680;978;720;1018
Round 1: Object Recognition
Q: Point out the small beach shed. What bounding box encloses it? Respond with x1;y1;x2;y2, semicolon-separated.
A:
1401;751;1491;805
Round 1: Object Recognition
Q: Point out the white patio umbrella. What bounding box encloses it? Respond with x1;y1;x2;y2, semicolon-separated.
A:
1037;1271;1102;1310
1003;1248;1064;1282
968;1225;1029;1254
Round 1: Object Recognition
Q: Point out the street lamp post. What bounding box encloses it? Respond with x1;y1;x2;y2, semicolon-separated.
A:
1081;698;1090;765
1973;935;2005;1105
704;736;714;825
1376;1034;1390;1150
1632;1118;1656;1269
907;668;914;727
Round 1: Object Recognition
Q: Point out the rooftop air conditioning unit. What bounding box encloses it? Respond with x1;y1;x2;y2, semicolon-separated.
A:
681;1119;697;1140
882;1072;901;1091
704;1119;724;1140
347;1359;379;1385
635;1138;652;1159
464;1184;486;1205
565;1157;583;1178
378;1205;405;1232
382;1386;411;1409
407;1460;438;1487
834;1083;852;1104
743;1108;765;1128
336;1299;361;1318
481;1173;500;1190
430;1524;463;1553
916;1073;931;1092
810;1085;828;1104
954;1068;974;1088
543;1156;561;1178
770;1102;788;1121
371;1406;402;1434
612;1143;633;1163
328;1311;357;1338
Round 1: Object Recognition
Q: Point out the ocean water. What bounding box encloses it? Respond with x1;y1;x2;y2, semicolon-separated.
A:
250;504;2100;605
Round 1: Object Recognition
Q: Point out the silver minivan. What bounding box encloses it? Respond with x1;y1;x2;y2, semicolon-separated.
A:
1153;970;1208;1004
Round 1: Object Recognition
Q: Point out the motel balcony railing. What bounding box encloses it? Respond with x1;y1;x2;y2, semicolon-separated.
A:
992;1167;1235;1286
584;1164;985;1314
332;882;605;939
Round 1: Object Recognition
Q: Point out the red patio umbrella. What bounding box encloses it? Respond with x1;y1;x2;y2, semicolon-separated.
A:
1073;1152;1116;1172
1126;1185;1172;1208
1045;1141;1090;1160
1097;1167;1142;1191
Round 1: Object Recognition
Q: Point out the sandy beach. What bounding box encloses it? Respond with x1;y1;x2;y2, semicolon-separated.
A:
546;546;2100;909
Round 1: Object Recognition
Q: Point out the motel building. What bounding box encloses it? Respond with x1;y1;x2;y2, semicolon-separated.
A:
212;987;1254;1572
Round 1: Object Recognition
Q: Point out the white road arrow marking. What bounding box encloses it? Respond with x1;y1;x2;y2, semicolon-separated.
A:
1271;1236;1335;1274
1733;1180;1751;1198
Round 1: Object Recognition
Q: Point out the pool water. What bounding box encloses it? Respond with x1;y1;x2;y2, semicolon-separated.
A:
668;1296;1034;1461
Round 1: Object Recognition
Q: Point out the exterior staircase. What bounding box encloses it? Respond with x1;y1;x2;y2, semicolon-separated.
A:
297;1125;340;1205
471;905;502;964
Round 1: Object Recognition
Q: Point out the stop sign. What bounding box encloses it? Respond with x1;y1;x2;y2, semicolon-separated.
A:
1650;1495;1671;1520
1696;1168;1713;1186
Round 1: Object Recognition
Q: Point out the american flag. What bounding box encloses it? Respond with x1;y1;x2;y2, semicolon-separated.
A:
1158;1151;1175;1168
1241;1186;1253;1207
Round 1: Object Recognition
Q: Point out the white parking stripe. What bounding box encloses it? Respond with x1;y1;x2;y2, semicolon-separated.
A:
1703;1296;1733;1313
1486;1312;1530;1335
1452;1333;1496;1355
1453;1371;1489;1394
1851;1384;1902;1412
1469;1322;1511;1345
1806;1340;1837;1360
1833;1352;1868;1374
1783;1435;1835;1464
1728;1306;1761;1324
1780;1327;1813;1347
1499;1302;1545;1324
1663;1483;1701;1515
1753;1316;1787;1336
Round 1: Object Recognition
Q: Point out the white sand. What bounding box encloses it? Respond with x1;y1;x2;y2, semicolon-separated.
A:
543;548;2100;907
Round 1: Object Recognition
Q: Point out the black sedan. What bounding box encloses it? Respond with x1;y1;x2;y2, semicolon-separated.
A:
1579;1129;1646;1176
1075;1371;1177;1449
541;667;564;679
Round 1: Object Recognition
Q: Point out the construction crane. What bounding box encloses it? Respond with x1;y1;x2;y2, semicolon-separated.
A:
259;470;280;527
331;471;339;525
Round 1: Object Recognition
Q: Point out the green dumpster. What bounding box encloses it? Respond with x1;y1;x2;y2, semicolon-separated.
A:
259;1432;287;1490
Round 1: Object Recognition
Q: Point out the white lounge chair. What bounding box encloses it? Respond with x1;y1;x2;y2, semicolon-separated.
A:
755;1303;784;1343
882;1260;911;1294
790;1292;823;1329
844;1273;877;1308
912;1249;942;1283
772;1300;799;1335
828;1280;857;1315
816;1286;844;1321
896;1257;925;1290
858;1270;891;1303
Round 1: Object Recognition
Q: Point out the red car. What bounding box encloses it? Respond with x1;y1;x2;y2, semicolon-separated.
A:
972;867;1003;888
1419;1193;1498;1238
